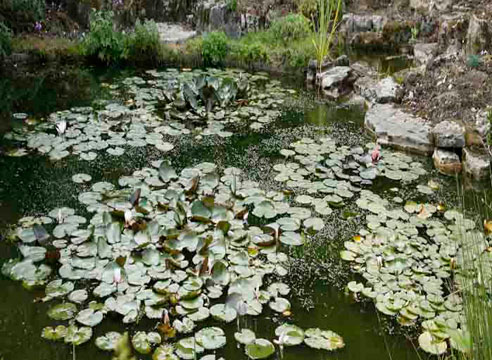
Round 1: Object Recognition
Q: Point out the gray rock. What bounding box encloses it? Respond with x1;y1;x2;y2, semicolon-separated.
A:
432;121;465;148
320;66;353;100
365;104;434;154
355;76;400;104
413;43;438;66
463;148;491;180
466;14;491;55
156;23;197;44
475;109;491;138
374;77;401;104
342;14;385;33
432;148;462;175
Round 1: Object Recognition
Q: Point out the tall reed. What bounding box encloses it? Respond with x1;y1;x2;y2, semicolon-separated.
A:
454;185;492;360
311;0;342;75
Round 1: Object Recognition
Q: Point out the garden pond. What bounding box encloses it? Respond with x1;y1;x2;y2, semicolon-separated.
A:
0;63;490;360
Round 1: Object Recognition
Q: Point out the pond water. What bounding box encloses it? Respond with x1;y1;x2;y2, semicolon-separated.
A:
0;64;490;360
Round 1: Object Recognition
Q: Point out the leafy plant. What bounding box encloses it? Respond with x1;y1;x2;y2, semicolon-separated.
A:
0;22;11;58
82;10;125;64
269;14;312;44
467;54;482;68
226;0;237;11
311;0;342;75
410;26;419;41
125;19;161;64
202;31;228;67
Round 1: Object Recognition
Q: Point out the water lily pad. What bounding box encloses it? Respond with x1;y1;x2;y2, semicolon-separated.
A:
41;325;67;341
64;325;92;346
47;302;77;320
418;331;447;355
95;332;122;351
76;308;104;327
245;339;275;359
132;331;162;354
175;337;204;360
275;324;304;346
195;327;226;350
72;173;92;184
235;329;256;345
304;328;344;351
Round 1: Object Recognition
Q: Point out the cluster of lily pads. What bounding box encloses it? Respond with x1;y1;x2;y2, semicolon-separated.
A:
4;69;293;160
273;138;428;217
2;160;344;359
341;189;491;355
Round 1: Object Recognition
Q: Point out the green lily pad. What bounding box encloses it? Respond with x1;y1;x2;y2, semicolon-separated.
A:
245;339;275;359
235;329;256;345
275;324;304;346
195;327;227;350
47;302;77;320
95;332;123;351
304;328;345;351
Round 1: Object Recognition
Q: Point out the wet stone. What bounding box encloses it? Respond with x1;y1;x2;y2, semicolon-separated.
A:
364;104;434;154
432;121;465;148
432;148;462;176
374;77;401;104
319;66;354;100
462;148;491;180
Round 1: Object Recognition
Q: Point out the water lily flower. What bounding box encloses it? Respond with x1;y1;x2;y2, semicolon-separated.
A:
371;143;381;164
57;209;64;224
273;331;287;359
55;120;67;136
162;309;170;326
124;209;133;227
113;267;122;284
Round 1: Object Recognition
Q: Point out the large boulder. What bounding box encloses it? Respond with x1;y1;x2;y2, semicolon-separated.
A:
432;148;462;175
432;121;465;148
374;77;401;104
466;14;491;55
355;76;400;103
365;104;434;154
462;148;491;180
320;66;355;100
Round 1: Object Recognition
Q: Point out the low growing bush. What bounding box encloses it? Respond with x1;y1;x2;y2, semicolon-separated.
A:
82;10;124;64
202;31;228;67
269;13;311;43
125;19;161;64
0;22;11;57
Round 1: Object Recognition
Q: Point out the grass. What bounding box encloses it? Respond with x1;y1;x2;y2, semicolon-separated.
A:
11;35;81;60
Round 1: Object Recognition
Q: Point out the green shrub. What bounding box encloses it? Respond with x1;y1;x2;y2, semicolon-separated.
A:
0;0;45;32
126;19;161;64
269;14;312;43
82;10;124;64
231;42;268;65
227;0;237;11
0;22;11;58
202;31;228;67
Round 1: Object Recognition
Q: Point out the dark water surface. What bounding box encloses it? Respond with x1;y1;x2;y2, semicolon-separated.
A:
0;64;489;360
